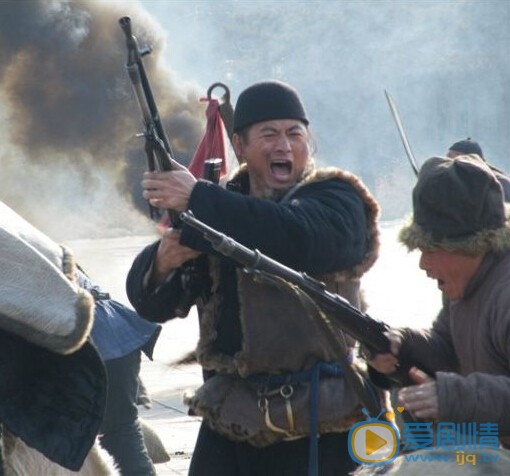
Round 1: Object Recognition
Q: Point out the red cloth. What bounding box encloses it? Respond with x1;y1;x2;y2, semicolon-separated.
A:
187;98;228;179
158;98;229;231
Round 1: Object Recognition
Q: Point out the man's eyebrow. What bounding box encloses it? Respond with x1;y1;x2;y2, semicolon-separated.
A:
259;124;306;133
259;125;278;133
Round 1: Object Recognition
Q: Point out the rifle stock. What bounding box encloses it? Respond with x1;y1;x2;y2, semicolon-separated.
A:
180;210;433;386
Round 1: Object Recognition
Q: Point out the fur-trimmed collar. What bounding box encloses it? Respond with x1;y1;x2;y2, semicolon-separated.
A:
227;164;381;278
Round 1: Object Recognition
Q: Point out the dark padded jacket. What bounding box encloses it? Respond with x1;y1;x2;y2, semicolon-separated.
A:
127;166;380;364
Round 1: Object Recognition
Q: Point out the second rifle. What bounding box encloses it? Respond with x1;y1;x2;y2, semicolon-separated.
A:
180;211;434;386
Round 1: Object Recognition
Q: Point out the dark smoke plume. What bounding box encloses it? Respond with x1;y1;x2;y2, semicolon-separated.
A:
0;0;205;239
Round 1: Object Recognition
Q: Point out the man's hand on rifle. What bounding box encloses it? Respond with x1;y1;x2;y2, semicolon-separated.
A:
368;331;439;419
366;329;402;374
142;166;197;212
150;228;202;286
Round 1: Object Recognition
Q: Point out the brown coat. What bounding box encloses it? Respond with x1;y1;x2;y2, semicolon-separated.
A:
400;251;510;439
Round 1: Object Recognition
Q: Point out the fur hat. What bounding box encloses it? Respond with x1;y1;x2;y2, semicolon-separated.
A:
448;138;484;158
233;80;309;133
399;155;510;254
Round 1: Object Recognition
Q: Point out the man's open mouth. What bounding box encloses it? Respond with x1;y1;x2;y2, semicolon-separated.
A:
270;160;292;179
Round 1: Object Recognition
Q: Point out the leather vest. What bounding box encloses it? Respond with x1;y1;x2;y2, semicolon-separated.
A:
195;166;380;376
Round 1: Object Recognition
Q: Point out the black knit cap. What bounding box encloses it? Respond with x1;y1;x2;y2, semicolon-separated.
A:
449;138;484;158
233;80;309;133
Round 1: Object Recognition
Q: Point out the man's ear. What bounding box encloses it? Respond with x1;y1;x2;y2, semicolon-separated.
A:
232;133;243;162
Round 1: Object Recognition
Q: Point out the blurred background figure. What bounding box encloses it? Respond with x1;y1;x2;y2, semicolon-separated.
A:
78;269;167;475
446;138;510;200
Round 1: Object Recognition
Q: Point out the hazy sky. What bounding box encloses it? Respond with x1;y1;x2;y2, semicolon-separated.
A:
136;0;509;211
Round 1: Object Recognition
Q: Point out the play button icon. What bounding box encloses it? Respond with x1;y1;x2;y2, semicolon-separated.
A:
348;419;399;464
366;429;387;455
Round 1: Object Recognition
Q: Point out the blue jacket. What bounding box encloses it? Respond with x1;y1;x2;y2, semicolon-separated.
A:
78;272;161;361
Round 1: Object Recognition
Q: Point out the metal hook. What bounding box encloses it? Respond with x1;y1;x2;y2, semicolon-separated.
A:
207;82;231;104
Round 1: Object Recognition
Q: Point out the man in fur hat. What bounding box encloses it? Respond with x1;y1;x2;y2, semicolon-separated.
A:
447;138;510;200
126;80;381;475
369;155;510;447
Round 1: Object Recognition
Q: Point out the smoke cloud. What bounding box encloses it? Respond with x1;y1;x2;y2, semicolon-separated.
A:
0;0;206;239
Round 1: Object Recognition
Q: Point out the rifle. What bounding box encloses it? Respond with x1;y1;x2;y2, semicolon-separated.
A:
180;210;433;386
119;17;225;316
119;16;180;223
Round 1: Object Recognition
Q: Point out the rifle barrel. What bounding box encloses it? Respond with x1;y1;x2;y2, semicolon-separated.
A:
180;211;391;351
119;16;173;159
